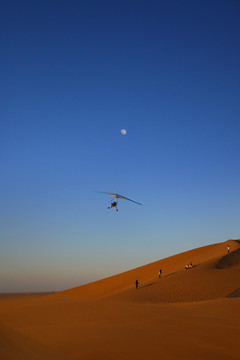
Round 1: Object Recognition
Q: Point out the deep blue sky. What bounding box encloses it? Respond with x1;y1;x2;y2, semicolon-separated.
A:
1;0;240;292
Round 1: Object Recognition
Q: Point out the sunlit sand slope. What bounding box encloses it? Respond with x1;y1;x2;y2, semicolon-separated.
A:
58;239;240;302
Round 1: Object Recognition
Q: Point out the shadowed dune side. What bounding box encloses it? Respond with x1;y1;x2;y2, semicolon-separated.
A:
0;323;72;360
227;288;240;298
216;246;240;269
57;240;240;301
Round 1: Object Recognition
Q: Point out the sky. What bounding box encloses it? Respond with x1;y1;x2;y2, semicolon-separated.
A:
1;0;240;292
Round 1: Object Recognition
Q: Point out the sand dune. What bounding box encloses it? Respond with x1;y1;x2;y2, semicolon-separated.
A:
58;239;240;302
1;239;240;360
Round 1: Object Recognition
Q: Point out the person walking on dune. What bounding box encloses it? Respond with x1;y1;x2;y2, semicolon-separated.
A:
158;269;162;278
227;245;230;254
135;280;139;289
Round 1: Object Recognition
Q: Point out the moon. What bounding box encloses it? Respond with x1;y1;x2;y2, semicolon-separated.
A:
121;129;127;135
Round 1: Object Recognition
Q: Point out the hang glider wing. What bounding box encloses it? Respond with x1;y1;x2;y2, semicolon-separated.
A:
95;191;142;205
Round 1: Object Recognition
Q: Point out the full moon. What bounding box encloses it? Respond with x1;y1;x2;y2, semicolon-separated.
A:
121;129;127;135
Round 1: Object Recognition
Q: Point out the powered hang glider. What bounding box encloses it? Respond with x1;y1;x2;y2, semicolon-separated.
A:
95;191;142;212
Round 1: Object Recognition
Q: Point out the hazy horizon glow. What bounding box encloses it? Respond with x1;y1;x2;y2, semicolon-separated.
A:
1;1;240;292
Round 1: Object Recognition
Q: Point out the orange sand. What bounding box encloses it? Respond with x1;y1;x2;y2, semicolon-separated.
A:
1;239;240;360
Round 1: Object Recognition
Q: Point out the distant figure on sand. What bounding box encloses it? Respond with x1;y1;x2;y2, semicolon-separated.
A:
158;269;162;278
135;280;139;289
228;245;230;254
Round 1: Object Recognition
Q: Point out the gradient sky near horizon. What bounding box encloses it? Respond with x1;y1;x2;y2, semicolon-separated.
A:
1;0;240;292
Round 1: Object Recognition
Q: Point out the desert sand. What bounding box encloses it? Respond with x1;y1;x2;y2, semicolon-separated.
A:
1;239;240;360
